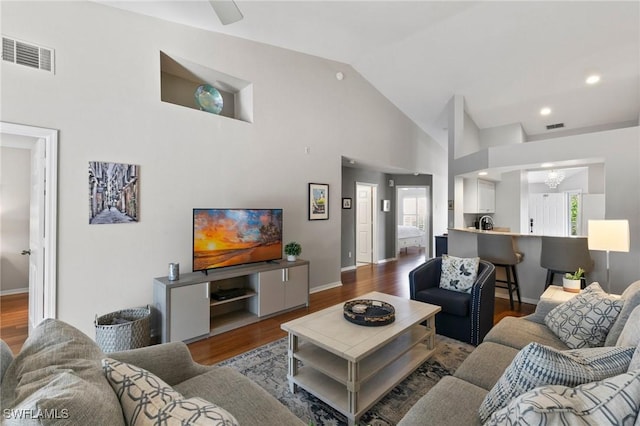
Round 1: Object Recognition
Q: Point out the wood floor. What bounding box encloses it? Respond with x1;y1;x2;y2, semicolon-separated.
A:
0;251;535;359
0;292;29;354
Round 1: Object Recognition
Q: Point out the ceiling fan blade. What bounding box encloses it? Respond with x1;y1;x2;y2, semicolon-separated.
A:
209;0;244;25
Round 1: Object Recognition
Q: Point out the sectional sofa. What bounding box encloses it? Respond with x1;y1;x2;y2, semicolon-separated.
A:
0;319;305;425
398;281;640;425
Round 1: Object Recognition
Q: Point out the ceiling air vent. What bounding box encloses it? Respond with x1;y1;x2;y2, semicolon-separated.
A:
546;123;565;130
2;36;54;73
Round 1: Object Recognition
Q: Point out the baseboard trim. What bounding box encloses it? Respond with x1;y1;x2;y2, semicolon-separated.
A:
0;288;29;296
377;257;396;264
310;281;343;294
340;265;357;272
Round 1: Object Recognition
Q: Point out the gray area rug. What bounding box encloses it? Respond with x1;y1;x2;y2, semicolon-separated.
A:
219;335;474;425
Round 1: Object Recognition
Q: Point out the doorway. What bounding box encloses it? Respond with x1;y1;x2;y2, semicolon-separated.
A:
355;182;377;265
0;122;58;334
396;186;429;255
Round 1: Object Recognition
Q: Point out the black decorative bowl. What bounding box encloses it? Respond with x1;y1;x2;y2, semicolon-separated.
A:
343;299;395;327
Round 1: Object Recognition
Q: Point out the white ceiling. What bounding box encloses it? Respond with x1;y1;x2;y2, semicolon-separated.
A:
98;1;639;146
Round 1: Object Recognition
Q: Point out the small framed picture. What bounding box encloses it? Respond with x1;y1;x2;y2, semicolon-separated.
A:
342;198;352;209
309;183;329;220
382;199;391;212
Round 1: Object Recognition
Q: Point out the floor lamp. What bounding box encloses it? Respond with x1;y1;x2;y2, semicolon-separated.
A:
587;220;630;293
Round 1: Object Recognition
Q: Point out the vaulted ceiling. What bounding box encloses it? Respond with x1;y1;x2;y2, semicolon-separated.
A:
98;1;639;147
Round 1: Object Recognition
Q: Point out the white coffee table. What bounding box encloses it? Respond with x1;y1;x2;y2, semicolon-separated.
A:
280;291;441;426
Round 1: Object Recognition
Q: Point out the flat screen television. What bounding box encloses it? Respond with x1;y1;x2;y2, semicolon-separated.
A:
192;208;283;272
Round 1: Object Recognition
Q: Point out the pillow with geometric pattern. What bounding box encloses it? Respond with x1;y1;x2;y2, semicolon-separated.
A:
484;369;640;426
545;282;623;349
102;358;238;426
478;342;635;423
438;255;479;293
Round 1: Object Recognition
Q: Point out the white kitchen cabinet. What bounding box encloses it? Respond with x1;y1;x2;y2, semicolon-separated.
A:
463;178;495;214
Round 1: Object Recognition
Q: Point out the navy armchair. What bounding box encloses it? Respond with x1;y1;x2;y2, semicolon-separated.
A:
409;257;496;346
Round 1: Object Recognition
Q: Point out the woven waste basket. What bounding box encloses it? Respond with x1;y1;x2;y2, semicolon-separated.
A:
95;305;151;353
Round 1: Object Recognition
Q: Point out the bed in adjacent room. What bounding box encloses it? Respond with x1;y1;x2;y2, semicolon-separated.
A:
397;225;426;253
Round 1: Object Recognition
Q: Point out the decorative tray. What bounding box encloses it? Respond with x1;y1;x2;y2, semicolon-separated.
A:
343;299;395;327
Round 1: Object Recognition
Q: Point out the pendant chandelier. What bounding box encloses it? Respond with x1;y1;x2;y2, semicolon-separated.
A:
545;169;565;189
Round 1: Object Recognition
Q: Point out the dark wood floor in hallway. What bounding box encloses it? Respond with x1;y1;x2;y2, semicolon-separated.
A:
0;251;535;359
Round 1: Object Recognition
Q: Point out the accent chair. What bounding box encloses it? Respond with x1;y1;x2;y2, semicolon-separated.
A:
409;257;496;346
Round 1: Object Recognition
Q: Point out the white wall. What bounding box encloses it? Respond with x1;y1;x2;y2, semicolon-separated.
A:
493;170;523;233
459;110;480;159
479;123;525;149
1;2;446;337
0;144;31;293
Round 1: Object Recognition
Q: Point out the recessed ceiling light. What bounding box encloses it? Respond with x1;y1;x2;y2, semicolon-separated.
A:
478;172;488;176
586;74;601;85
541;163;553;168
540;107;552;116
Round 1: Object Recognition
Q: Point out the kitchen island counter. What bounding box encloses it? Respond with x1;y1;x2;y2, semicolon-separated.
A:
447;229;596;304
451;227;541;237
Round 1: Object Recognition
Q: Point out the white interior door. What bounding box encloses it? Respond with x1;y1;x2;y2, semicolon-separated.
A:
529;193;567;236
356;184;373;264
1;122;58;331
28;141;46;330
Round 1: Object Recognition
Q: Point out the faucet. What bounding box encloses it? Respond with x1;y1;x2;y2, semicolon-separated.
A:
479;215;494;230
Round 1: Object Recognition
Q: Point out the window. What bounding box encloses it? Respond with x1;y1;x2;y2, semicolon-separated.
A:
402;197;427;230
567;191;582;236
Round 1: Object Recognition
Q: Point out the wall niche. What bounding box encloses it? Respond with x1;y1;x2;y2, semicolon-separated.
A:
160;52;253;123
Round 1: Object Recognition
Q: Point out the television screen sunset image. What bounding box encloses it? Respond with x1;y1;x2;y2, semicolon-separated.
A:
193;209;283;271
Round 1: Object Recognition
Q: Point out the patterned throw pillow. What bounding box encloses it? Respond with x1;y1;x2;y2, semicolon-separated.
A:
438;255;480;293
478;342;635;423
484;369;640;425
545;282;623;349
102;358;238;426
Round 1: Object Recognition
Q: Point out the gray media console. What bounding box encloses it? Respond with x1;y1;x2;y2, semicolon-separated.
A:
153;259;310;343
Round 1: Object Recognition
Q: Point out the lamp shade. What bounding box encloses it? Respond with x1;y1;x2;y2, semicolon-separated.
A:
588;220;630;252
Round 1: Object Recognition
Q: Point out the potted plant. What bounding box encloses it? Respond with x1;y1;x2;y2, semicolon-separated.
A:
563;267;584;293
284;242;302;262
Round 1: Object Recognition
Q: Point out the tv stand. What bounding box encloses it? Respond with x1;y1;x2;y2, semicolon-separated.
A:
153;259;309;343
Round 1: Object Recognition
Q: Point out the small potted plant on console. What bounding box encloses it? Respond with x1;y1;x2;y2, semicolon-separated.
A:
563;267;584;293
284;242;302;262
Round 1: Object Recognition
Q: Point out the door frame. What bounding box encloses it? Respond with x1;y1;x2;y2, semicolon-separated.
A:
0;122;58;327
355;182;378;264
395;185;430;256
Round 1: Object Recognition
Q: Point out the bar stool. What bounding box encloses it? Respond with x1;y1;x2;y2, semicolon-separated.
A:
477;233;523;309
540;236;594;289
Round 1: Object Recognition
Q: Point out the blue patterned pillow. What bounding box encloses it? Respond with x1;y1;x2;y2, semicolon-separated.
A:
545;282;623;349
485;369;640;425
102;358;238;426
478;342;635;423
438;255;479;293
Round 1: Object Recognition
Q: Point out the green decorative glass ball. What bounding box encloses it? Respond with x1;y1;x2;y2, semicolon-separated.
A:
194;84;223;115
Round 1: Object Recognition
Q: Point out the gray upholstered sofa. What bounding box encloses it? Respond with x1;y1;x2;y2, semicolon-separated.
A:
0;319;305;425
398;281;640;425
